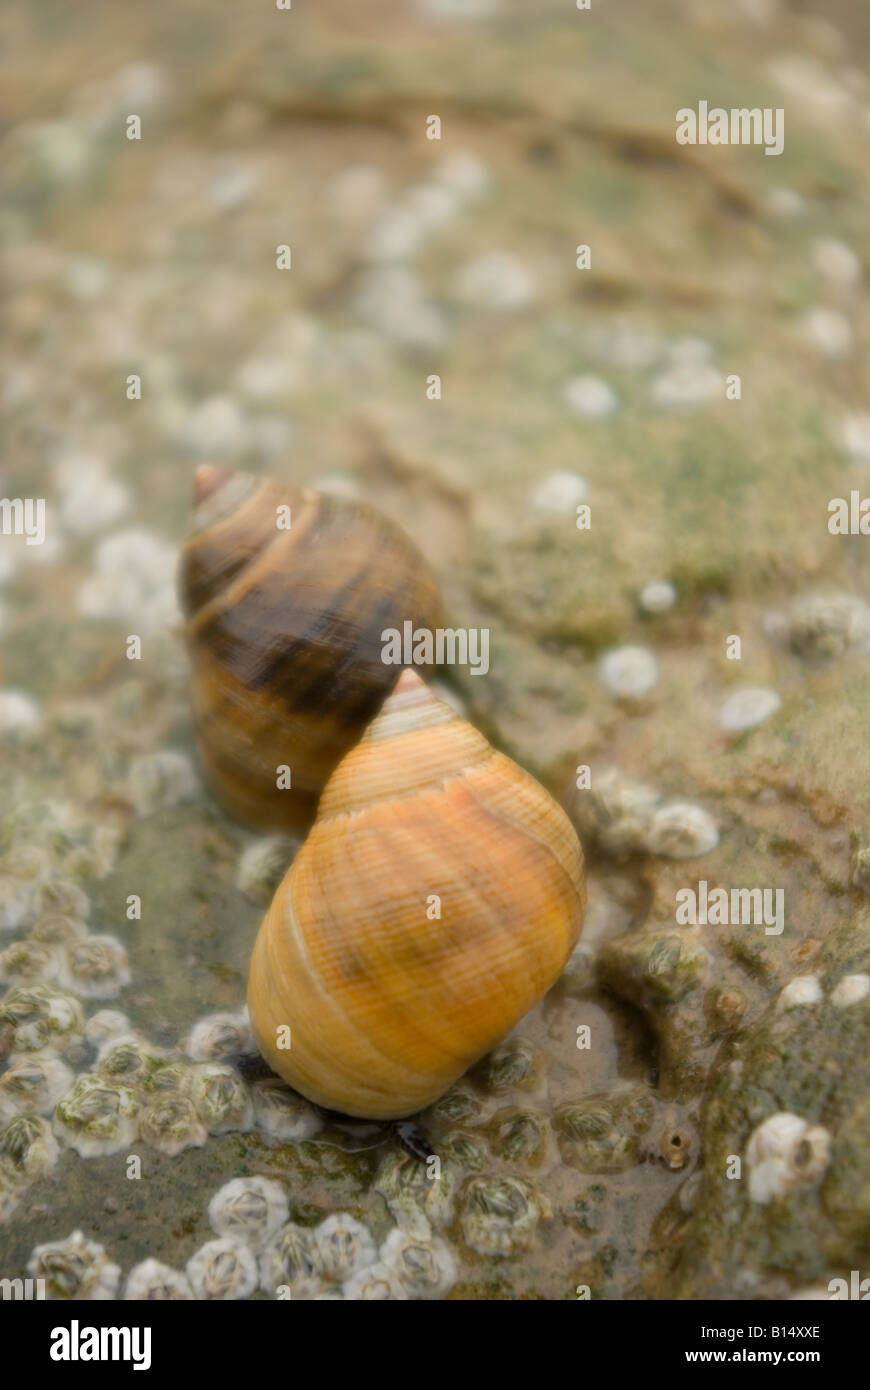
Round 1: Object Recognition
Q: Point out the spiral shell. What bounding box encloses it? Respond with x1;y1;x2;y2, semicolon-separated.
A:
247;670;586;1118
178;466;444;834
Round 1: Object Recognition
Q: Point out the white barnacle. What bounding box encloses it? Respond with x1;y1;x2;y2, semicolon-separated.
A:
379;1227;457;1300
777;975;823;1010
29;913;88;946
433;150;490;199
314;1213;378;1282
234;836;297;905
811;236;861;287
125;749;199;816
0;1113;60;1187
353;266;445;348
53;1072;140;1157
0;1054;74;1121
250;1077;323;1142
830;973;870;1007
0;690;41;737
718;686;781;734
138;1094;207;1156
786;591;870;659
0;876;39;933
208;1176;289;1251
84;1009;131;1046
53;453;130;536
186;1238;258;1300
95;1033;167;1086
575;766;660;857
259;1222;325;1299
530;470;588;516
639;580;676;614
35;877;90;922
645;801;719;859
342;1261;409;1300
124;1258;194;1300
800;306;852;358
180;396;248;458
0;844;53;931
746;1112;831;1204
58;934;130;999
183;1009;252;1062
28;1229;121;1299
597;645;658;700
650;361;722;408
0;983;84;1055
563;375;618;419
454;250;535;311
0;939;61;986
182;1062;253;1134
77;528;178;631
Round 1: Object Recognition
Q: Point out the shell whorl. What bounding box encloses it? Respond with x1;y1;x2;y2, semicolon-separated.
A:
247;671;586;1119
178;467;445;833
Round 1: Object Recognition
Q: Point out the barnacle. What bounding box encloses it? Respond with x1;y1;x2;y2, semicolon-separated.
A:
95;1033;166;1086
250;1077;323;1142
183;1009;252;1062
124;1258;194;1300
0;939;60;986
84;1009;131;1046
138;1093;207;1156
0;1053;74;1121
182;1062;252;1134
27;1229;121;1299
0;984;84;1056
459;1175;551;1256
207;1176;289;1250
0;1113;60;1186
374;1150;455;1235
379;1227;457;1299
314;1212;377;1282
553;1088;656;1173
53;1073;140;1157
746;1112;831;1204
489;1107;549;1166
186;1238;258;1300
58;934;130;999
258;1222;324;1299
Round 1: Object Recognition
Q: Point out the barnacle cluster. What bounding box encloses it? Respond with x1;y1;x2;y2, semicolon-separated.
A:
568;766;718;860
374;1149;456;1236
746;1112;831;1205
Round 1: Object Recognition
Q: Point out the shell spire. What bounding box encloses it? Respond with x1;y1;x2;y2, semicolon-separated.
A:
247;675;586;1119
177;468;445;834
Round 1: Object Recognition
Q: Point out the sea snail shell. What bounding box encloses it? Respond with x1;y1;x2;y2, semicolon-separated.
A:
178;466;444;834
247;671;586;1119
